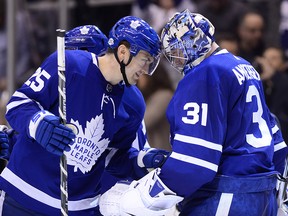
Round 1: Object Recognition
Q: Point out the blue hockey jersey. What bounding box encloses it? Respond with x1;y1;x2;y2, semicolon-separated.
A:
159;49;287;198
0;50;145;215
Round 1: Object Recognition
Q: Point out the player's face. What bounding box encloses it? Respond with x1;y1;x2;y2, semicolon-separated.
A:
126;51;156;85
163;40;188;72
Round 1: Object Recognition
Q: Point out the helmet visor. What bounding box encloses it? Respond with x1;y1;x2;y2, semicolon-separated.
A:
135;51;161;76
162;40;188;73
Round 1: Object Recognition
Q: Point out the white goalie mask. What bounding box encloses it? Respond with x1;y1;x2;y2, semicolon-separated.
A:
161;9;215;74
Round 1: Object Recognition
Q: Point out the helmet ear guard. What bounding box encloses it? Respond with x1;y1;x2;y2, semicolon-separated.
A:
65;25;108;56
161;9;215;74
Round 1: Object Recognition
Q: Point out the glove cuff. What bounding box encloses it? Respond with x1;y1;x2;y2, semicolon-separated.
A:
137;148;154;168
0;125;8;132
28;110;55;139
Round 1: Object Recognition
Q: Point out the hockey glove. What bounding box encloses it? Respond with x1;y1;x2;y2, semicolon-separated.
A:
0;125;10;159
28;110;76;156
99;168;183;216
137;148;170;169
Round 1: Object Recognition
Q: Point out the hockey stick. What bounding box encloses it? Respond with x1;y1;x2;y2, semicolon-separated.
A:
57;29;68;216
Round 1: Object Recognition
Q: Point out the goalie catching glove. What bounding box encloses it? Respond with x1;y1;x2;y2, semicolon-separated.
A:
28;110;76;156
99;168;183;216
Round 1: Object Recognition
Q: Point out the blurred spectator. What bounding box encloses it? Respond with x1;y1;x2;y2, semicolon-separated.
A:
132;0;194;149
217;33;239;55
137;63;174;151
26;0;59;61
0;0;39;88
255;46;288;143
239;0;281;47
0;0;40;124
132;0;197;34
237;11;265;64
197;0;248;39
280;0;288;59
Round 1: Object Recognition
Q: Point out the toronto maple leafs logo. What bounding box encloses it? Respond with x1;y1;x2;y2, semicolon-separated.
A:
66;114;110;173
130;20;141;29
108;38;114;46
80;26;90;35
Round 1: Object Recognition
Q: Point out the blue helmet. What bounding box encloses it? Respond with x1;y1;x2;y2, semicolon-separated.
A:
161;9;215;73
65;25;108;56
108;16;161;75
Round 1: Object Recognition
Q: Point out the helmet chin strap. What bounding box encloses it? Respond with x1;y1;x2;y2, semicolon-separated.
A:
114;51;133;87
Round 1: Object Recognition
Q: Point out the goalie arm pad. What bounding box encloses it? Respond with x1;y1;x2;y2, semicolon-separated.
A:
99;168;183;216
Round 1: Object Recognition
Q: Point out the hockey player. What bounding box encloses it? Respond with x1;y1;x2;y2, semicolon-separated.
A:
65;25;170;194
99;10;288;216
0;17;163;215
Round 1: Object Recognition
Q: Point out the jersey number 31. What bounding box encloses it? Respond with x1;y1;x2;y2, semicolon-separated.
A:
181;85;272;148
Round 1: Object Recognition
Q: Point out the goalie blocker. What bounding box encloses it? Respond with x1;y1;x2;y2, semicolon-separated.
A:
99;168;183;216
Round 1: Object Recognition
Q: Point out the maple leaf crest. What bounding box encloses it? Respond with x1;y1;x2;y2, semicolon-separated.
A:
80;26;89;35
66;114;110;173
130;20;140;29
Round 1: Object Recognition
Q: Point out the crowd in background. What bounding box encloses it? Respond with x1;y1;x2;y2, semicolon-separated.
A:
0;0;288;148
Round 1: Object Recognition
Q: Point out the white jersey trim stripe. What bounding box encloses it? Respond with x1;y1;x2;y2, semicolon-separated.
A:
0;190;5;215
274;141;287;152
6;91;44;114
272;124;279;134
105;148;118;167
6;99;31;114
170;152;218;172
215;193;233;216
174;134;222;152
1;168;99;211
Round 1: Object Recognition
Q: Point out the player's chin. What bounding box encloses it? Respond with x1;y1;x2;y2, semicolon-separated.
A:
129;77;138;85
130;80;137;85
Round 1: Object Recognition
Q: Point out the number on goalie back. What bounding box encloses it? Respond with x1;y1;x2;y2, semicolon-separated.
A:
181;85;272;148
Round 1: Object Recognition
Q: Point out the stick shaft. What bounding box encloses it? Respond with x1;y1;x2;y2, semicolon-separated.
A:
57;29;68;216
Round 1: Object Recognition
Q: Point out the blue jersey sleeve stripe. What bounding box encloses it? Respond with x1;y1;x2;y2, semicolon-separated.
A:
274;141;287;152
174;134;222;152
170;152;218;172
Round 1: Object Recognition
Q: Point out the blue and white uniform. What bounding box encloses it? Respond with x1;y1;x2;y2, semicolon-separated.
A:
159;49;288;215
0;50;145;215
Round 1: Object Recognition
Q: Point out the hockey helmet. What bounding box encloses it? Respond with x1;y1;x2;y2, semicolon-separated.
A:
65;25;108;56
161;9;215;74
108;16;161;75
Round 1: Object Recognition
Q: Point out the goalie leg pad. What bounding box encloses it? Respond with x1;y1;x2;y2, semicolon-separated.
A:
99;168;183;216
